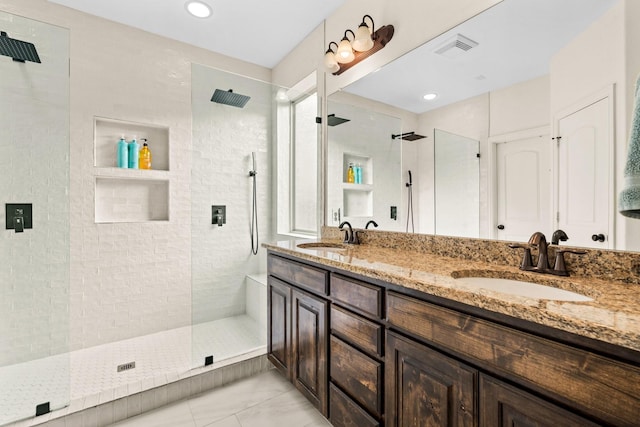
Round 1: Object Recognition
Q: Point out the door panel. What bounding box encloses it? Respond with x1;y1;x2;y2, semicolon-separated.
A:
496;134;551;242
557;97;611;248
292;289;328;415
386;331;476;427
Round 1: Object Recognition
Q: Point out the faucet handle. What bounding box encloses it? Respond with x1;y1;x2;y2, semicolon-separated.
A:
508;244;533;270
552;249;587;276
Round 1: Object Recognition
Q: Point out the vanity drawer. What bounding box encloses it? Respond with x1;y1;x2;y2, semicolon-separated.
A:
331;305;383;357
329;383;380;427
268;254;328;295
386;291;640;426
330;335;383;417
330;273;383;318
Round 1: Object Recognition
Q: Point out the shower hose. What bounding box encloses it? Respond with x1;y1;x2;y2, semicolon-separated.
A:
406;170;415;233
250;160;259;255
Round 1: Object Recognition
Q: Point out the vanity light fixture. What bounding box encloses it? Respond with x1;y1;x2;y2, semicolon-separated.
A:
185;1;212;18
324;14;394;76
423;93;438;101
336;30;356;63
324;41;340;73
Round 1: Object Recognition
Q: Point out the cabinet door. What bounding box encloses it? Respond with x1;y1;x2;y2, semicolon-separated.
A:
292;288;328;416
268;277;291;379
386;331;476;427
480;375;600;427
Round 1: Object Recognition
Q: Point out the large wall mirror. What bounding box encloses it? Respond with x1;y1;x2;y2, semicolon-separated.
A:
326;0;640;251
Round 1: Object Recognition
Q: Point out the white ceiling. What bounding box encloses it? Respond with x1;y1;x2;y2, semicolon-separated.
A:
342;0;619;114
47;0;345;68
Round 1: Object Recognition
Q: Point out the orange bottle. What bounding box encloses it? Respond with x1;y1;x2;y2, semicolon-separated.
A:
139;141;152;170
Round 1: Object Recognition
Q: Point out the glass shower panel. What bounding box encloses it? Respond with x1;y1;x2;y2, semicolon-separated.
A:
190;65;280;369
434;128;480;238
0;12;70;425
326;99;402;231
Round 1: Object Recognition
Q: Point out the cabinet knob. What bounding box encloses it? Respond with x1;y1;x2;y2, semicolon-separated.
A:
497;224;505;230
591;233;605;242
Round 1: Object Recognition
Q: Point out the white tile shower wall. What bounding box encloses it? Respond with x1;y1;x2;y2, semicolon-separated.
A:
191;65;275;325
0;0;271;353
0;12;70;367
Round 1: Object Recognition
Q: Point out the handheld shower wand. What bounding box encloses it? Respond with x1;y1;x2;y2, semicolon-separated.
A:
406;170;414;233
249;152;259;255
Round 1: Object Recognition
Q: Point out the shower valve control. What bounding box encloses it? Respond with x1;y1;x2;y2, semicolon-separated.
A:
212;205;226;227
6;203;32;233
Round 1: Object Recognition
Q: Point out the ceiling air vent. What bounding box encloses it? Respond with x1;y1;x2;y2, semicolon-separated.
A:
434;34;479;58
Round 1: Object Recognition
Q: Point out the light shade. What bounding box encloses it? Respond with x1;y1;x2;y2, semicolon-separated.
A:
352;21;374;52
336;38;354;63
185;1;212;18
324;50;340;73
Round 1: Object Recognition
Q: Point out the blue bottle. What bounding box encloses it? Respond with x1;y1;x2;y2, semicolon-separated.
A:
355;163;362;184
117;137;128;168
128;137;139;169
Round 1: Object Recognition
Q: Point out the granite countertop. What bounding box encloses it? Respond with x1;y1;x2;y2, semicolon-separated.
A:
263;239;640;353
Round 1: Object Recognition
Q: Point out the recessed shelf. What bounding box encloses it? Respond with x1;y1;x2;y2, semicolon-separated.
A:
343;153;372;185
94;117;170;171
95;177;169;223
343;188;373;218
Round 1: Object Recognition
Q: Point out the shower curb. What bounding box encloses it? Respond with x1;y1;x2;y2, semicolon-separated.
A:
8;353;272;427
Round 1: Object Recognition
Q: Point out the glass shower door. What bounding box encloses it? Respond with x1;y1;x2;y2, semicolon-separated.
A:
0;12;70;425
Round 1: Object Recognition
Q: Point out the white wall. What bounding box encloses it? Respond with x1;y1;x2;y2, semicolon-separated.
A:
0;0;272;351
0;12;69;366
416;94;489;235
550;0;639;251
490;75;550;137
191;65;275;325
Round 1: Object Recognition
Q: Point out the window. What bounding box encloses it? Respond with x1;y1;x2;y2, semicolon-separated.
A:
291;92;318;234
276;72;318;237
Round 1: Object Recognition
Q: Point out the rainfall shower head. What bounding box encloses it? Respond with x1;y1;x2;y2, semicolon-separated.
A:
392;132;426;141
0;31;41;63
210;89;251;108
327;114;350;126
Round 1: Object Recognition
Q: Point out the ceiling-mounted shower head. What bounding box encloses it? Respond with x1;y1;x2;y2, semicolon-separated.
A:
0;31;41;63
327;114;350;126
392;132;426;141
210;89;251;108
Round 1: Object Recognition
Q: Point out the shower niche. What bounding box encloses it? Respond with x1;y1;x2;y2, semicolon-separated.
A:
93;117;170;223
342;152;373;218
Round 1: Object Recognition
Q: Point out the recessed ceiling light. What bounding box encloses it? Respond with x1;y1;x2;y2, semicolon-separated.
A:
423;93;438;101
185;1;212;18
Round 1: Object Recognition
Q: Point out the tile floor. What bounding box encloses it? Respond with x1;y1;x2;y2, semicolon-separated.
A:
110;370;331;427
1;314;265;426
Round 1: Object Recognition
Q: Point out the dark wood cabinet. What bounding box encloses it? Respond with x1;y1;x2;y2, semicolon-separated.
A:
479;375;600;427
268;251;640;427
386;331;477;427
291;288;328;415
267;277;292;379
267;254;329;416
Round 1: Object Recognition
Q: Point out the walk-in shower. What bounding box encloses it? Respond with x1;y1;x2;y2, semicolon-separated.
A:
1;10;281;424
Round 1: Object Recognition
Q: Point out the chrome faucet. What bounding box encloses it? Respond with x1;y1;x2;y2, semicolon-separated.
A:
339;221;360;244
510;231;586;276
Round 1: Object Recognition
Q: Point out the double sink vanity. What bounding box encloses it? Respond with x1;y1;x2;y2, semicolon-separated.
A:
264;228;640;426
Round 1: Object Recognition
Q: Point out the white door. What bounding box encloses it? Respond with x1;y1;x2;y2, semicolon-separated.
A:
496;134;551;242
556;97;611;249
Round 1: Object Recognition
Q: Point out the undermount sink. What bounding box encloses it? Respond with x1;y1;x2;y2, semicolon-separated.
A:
453;277;593;302
296;242;347;252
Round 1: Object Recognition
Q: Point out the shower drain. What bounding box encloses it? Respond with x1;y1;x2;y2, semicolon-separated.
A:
117;361;136;372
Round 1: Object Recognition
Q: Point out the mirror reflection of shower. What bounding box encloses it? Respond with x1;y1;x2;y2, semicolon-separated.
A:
249;151;259;255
